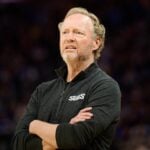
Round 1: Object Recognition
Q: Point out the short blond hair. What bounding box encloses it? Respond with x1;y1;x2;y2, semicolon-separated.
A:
58;7;106;60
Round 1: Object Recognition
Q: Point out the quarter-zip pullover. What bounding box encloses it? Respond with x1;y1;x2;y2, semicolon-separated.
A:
12;62;121;150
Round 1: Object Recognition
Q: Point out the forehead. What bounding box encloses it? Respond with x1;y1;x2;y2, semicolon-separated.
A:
62;13;93;31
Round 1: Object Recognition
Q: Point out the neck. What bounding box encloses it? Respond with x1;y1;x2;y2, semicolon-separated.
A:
66;58;94;82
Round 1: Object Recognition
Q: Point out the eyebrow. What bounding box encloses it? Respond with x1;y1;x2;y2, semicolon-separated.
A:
61;28;85;32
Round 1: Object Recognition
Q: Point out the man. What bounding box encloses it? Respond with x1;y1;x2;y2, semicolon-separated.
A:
12;7;121;150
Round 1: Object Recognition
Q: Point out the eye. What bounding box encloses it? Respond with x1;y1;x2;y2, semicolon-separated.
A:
74;30;85;36
76;31;83;35
62;30;68;34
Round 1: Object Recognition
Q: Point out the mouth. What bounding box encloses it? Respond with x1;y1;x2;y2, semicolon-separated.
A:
65;45;77;51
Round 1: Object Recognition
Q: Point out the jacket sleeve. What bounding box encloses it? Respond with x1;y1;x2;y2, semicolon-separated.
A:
12;86;42;150
56;80;121;149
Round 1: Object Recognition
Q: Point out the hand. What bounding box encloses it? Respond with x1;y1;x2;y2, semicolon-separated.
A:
29;120;38;134
42;140;56;150
29;120;58;149
69;107;93;124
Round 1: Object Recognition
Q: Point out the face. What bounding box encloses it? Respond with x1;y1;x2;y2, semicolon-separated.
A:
59;13;98;63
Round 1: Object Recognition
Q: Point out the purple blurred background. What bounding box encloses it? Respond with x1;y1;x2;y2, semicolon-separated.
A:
0;0;149;149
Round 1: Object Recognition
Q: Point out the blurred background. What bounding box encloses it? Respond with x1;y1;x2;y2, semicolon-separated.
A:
0;0;149;150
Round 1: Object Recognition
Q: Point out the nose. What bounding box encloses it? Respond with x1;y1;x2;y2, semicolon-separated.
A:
65;33;76;42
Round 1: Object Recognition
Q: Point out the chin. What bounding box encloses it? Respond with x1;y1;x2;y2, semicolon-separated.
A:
62;53;78;62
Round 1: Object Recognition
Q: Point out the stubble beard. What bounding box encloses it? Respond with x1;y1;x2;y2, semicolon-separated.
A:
62;52;89;64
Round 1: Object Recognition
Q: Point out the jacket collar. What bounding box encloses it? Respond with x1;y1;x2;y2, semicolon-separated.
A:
55;62;99;82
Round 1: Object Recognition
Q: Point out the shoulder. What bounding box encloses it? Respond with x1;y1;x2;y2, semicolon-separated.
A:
92;66;120;87
89;67;121;96
35;78;60;94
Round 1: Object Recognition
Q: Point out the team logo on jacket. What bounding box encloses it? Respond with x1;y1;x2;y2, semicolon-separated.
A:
68;93;86;101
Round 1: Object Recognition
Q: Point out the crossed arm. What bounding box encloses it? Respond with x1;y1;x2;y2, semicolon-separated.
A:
29;107;93;150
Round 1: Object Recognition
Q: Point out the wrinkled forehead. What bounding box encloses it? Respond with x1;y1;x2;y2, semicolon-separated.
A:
61;13;94;31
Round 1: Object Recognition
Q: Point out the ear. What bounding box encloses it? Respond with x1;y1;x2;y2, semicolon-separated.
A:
92;38;101;51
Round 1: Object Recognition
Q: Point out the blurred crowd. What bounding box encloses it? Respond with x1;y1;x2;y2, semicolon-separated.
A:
0;0;149;150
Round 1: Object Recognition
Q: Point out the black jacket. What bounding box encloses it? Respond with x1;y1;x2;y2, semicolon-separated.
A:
12;63;121;150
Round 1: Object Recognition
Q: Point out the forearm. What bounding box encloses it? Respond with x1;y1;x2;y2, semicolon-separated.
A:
29;120;58;148
42;140;56;150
